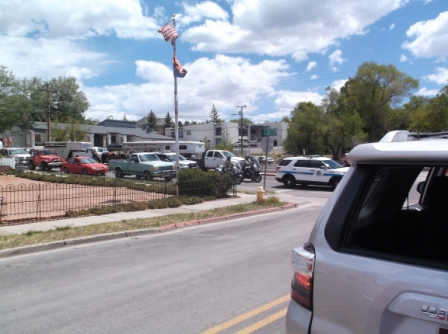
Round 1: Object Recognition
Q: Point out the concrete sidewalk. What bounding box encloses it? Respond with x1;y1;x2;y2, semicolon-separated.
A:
0;192;308;236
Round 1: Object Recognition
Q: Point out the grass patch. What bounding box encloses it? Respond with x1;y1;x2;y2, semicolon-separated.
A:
0;200;288;251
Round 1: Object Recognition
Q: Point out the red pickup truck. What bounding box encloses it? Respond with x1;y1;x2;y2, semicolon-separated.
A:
28;149;63;171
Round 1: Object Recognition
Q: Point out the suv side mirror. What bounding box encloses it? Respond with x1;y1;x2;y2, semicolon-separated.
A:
416;181;426;194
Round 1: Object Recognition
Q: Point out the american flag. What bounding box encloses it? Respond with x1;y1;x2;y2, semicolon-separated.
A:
158;21;178;45
173;55;187;78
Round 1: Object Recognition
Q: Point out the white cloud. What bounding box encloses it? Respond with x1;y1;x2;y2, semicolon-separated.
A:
403;11;448;58
0;36;109;80
330;79;348;91
180;1;228;26
399;54;408;62
84;55;293;122
424;67;448;85
415;87;440;96
183;0;407;58
274;90;323;116
306;61;317;71
389;23;395;30
329;50;346;72
311;75;318;80
0;0;160;40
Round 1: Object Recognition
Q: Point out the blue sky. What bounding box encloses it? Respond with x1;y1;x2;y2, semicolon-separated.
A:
1;0;447;124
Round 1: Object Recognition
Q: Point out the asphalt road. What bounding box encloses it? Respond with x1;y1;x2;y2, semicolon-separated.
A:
0;205;322;334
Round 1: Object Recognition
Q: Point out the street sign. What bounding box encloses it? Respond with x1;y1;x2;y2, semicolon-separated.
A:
260;137;273;154
263;128;274;137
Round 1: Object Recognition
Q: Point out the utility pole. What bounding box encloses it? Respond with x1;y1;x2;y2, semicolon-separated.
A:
39;83;57;142
236;105;246;155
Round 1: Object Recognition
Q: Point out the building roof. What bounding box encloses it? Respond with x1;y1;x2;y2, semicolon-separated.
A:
31;122;172;140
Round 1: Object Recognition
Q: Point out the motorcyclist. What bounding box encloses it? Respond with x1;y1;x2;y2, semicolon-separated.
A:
224;155;232;169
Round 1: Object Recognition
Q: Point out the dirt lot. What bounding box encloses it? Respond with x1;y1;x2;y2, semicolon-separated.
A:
0;174;167;224
0;174;41;186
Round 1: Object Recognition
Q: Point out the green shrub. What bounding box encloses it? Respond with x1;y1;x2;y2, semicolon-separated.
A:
178;169;232;198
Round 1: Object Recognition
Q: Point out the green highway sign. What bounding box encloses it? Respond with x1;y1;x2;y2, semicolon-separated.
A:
263;128;274;136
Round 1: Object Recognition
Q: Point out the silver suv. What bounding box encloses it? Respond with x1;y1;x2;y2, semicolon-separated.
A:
285;130;448;334
275;156;349;190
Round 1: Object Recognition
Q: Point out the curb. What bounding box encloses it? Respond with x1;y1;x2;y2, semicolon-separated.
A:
0;203;297;258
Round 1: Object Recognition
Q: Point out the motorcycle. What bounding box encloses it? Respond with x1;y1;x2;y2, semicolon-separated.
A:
241;160;262;182
220;162;243;185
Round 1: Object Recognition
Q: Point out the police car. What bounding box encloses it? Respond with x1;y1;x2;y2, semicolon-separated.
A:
275;156;349;190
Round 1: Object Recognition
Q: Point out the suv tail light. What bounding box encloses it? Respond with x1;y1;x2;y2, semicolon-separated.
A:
290;243;315;311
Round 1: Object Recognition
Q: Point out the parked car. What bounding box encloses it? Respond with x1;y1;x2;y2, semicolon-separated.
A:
257;155;274;164
62;156;108;175
285;130;448;334
28;149;63;171
275;156;348;190
158;152;199;169
0;148;30;168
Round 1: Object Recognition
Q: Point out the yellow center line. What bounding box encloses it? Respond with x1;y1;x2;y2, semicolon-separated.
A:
235;308;288;334
201;294;290;334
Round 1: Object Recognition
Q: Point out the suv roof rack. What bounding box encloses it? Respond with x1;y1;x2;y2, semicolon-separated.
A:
380;130;448;143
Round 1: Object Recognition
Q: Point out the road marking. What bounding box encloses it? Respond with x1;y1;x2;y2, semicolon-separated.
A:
234;308;287;334
201;294;290;334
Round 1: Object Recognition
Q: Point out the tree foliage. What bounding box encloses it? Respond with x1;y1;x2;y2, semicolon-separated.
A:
347;62;419;142
208;104;221;123
146;110;158;130
0;65;90;134
163;112;174;128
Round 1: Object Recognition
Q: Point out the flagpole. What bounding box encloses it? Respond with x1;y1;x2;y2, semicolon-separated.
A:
172;14;179;196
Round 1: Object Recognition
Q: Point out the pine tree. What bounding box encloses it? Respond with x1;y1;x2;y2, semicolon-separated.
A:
209;104;221;123
146;110;158;130
164;112;174;128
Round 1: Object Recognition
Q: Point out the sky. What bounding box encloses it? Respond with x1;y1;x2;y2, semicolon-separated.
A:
1;0;447;125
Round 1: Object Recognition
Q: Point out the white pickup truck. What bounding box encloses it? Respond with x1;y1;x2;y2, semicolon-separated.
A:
192;150;244;170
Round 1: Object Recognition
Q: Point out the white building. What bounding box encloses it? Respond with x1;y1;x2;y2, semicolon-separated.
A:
165;121;288;148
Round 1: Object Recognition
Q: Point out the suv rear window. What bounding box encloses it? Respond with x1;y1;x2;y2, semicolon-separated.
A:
339;164;448;268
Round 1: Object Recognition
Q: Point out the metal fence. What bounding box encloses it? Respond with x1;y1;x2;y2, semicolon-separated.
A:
0;176;237;224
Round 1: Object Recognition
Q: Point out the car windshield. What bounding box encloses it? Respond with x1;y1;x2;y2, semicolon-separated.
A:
80;158;97;164
9;149;27;154
322;159;343;169
139;154;159;162
222;151;236;158
96;148;106;153
40;150;55;155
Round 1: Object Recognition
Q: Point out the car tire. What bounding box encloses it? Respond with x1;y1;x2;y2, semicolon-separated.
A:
82;168;88;175
143;171;152;181
283;175;296;188
29;162;35;170
115;168;124;178
63;167;69;174
164;177;173;181
41;163;47;171
331;177;341;190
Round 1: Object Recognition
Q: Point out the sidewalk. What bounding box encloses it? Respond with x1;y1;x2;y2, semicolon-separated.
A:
0;192;308;236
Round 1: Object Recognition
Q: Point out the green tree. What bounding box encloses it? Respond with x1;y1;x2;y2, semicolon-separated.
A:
229;117;253;125
320;87;365;160
215;127;234;151
184;120;190;126
283;102;325;155
146;110;158;130
281;115;290;122
163;112;174;128
0;66;35;133
348;62;419;142
409;83;448;132
208;104;221;123
51;117;89;141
